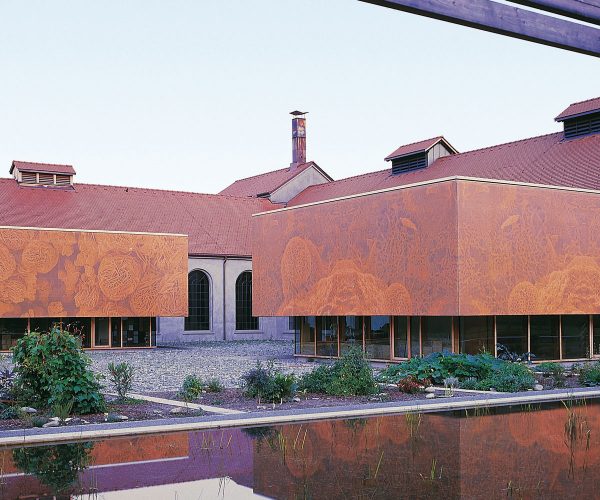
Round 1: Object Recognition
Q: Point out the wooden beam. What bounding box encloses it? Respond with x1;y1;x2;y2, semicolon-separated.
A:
359;0;600;57
506;0;600;26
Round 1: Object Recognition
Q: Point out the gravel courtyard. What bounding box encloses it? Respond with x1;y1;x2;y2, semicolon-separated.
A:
89;340;317;393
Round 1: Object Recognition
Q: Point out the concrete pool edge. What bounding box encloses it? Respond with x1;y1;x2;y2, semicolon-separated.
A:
1;387;599;447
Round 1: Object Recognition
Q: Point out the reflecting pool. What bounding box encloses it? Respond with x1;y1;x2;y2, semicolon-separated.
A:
1;400;600;499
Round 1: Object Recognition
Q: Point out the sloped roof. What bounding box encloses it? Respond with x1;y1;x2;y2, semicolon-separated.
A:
384;136;456;161
288;131;600;206
555;96;600;121
219;161;326;197
0;179;279;256
10;160;76;175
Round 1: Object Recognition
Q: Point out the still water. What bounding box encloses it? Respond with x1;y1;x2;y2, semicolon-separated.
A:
1;400;599;499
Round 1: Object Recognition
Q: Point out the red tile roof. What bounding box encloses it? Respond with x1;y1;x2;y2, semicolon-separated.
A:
219;162;318;197
0;180;279;256
10;160;76;175
555;96;600;121
384;136;455;161
288;131;600;206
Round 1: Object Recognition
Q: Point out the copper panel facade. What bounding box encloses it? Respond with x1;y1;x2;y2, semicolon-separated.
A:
458;181;600;315
254;177;600;317
0;227;188;318
253;181;459;316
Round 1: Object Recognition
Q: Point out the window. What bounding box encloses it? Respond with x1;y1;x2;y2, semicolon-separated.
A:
459;316;494;355
235;271;258;330
316;316;338;357
496;316;528;355
185;270;210;331
365;316;391;360
421;317;452;355
530;315;559;360
340;316;363;355
122;317;150;347
297;316;316;355
561;315;589;359
410;317;421;358
393;316;408;358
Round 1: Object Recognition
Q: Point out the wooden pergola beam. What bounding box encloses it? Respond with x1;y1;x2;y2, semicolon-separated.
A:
506;0;600;26
359;0;600;57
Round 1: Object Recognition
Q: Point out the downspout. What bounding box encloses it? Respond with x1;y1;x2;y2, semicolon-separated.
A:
222;257;227;341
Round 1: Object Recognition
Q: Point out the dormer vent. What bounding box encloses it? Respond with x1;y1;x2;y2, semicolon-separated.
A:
10;161;76;187
385;137;457;175
556;97;600;140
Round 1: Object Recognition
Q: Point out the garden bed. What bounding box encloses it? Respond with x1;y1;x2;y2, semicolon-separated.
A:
0;396;206;431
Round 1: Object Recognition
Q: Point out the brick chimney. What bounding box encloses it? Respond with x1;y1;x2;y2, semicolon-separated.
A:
290;110;307;169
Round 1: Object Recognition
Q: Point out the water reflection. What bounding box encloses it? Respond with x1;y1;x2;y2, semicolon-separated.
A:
0;400;599;499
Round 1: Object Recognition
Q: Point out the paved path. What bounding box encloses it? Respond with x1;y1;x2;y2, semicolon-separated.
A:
89;340;316;393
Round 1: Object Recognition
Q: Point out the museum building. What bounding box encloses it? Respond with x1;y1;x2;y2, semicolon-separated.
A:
252;96;600;362
0;112;331;349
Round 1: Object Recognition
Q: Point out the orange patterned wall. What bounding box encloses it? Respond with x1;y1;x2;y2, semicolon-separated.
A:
458;181;600;315
253;181;459;316
253;178;600;316
0;227;188;318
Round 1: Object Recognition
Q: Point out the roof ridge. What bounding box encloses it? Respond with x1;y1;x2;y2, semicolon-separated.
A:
13;160;73;167
227;162;311;184
0;177;276;203
566;96;600;107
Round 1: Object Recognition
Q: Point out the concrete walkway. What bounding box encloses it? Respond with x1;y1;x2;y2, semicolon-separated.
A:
2;387;599;447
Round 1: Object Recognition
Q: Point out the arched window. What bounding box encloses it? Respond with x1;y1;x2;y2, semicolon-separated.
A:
185;270;210;330
236;271;258;331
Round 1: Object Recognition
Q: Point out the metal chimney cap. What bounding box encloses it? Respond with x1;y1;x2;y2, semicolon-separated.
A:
290;110;308;116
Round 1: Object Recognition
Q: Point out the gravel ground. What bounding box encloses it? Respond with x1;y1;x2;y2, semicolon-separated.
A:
89;340;317;393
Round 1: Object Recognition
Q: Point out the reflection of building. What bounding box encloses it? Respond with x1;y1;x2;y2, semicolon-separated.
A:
0;111;332;349
253;97;600;362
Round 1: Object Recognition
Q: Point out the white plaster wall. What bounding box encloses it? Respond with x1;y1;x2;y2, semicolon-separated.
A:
157;256;292;343
269;166;330;204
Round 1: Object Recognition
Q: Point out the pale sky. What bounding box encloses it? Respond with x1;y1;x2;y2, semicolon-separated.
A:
1;0;599;194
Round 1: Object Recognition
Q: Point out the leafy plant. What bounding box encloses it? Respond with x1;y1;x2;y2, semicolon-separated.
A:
298;348;377;396
241;361;296;403
206;378;224;393
397;375;424;394
578;361;600;386
178;375;205;401
0;404;22;420
11;327;105;414
496;344;535;363
107;362;135;401
0;368;16;400
52;398;74;423
474;363;536;392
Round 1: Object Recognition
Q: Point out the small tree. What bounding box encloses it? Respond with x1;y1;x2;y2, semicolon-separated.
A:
107;362;135;401
12;326;105;414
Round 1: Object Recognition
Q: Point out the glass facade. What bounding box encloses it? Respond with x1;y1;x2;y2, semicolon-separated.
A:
0;318;27;351
293;314;598;362
393;316;408;358
95;317;110;347
561;315;589;359
459;316;494;355
340;316;363;355
316;316;338;357
530;315;560;360
122;317;151;348
496;315;528;355
421;316;452;355
365;316;390;360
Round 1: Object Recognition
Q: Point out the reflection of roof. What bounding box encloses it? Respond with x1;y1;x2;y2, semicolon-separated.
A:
10;160;76;175
219;161;327;197
384;136;456;161
288;131;600;206
555;96;600;121
0;179;279;256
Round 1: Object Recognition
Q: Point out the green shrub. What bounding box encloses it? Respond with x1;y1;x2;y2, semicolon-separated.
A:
579;362;600;386
206;378;224;393
537;362;566;387
11;327;104;414
107;362;135;400
459;377;479;390
298;348;377;396
178;375;204;401
241;361;296;403
377;353;500;385
298;364;334;393
0;404;22;420
475;363;535;392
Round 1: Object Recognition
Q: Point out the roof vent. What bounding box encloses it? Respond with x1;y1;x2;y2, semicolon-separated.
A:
384;137;457;175
556;97;600;139
10;161;75;187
